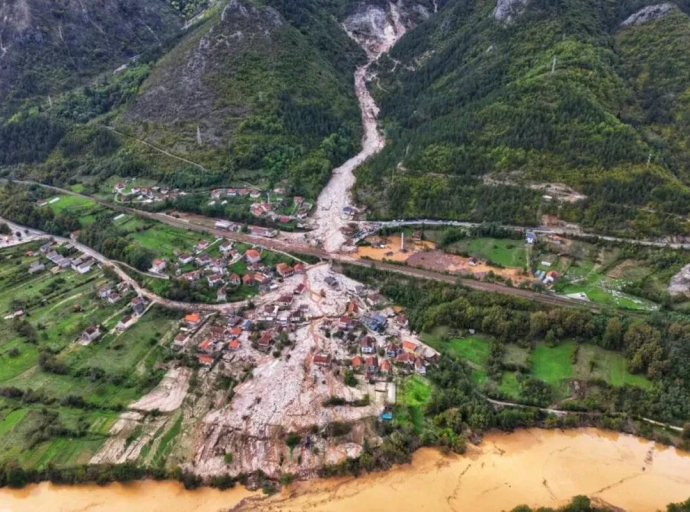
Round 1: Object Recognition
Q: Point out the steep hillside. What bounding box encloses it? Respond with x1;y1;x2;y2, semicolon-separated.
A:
0;0;183;107
0;0;366;199
114;0;364;195
354;0;690;237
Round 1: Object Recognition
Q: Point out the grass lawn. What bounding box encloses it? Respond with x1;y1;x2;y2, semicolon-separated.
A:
450;237;527;268
43;195;104;224
574;345;652;389
396;375;431;433
503;344;530;369
128;224;207;260
531;341;575;384
499;372;521;399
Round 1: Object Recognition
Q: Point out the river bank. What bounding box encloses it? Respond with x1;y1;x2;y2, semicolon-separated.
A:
3;428;689;512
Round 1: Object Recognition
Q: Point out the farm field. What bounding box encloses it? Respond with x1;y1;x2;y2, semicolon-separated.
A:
395;375;431;433
447;237;527;268
0;243;177;469
421;327;651;407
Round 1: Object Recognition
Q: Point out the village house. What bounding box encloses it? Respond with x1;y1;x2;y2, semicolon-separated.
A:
182;270;201;282
229;326;242;338
386;343;399;358
346;300;359;317
98;286;112;299
209;258;226;275
396;352;415;366
40;242;53;254
526;232;536;245
114;182;125;193
174;333;189;348
179;253;194;265
380;359;392;374
366;292;385;308
198;338;213;353
198;355;214;366
365;356;379;374
276;263;293;278
245;249;261;264
258;331;273;351
117;315;135;331
81;325;101;344
363;314;387;332
228;273;241;286
293;263;305;274
415;358;427;375
250;190;262;199
152;259;167;273
313;353;331;367
249;226;277;238
242;274;255;286
217;286;227;302
207;274;223;287
351;355;363;371
220;240;233;255
29;261;45;274
131;297;146;315
294;283;306;295
403;340;420;354
196;240;210;252
277;294;293;309
196;253;211;267
107;291;121;304
215;220;234;231
360;336;376;354
228;339;241;351
339;316;355;331
184;312;201;328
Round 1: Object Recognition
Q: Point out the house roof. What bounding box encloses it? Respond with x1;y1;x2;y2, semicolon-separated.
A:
185;313;201;323
351;356;363;367
403;340;418;352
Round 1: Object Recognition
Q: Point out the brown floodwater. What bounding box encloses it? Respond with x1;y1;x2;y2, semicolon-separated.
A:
2;429;690;512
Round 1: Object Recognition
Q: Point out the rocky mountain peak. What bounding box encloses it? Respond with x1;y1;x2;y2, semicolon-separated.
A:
621;3;674;26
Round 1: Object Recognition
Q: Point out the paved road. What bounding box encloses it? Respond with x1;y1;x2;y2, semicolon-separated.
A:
0;216;246;314
0;180;626;311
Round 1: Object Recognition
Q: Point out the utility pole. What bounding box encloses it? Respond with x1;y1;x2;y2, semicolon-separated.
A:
196;126;202;146
646;152;652;169
551;57;557;74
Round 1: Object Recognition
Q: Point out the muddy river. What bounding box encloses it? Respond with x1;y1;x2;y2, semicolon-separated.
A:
2;429;689;512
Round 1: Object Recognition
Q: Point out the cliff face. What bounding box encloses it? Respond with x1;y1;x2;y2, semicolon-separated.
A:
0;0;183;102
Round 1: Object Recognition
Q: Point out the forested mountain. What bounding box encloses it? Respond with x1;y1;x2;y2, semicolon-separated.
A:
354;0;690;237
0;0;183;108
0;0;366;197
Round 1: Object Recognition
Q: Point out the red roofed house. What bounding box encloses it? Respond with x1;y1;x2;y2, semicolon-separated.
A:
365;356;379;374
351;356;363;370
198;355;213;366
403;340;420;354
229;273;241;286
198;338;212;353
242;274;255;286
380;359;392;374
152;259;166;273
360;336;376;354
293;263;306;274
276;263;293;278
245;249;261;264
185;312;201;327
228;339;241;351
313;353;331;366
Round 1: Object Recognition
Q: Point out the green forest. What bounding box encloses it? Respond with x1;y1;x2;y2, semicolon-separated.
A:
0;0;364;200
354;0;690;237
